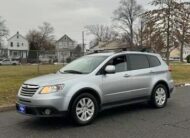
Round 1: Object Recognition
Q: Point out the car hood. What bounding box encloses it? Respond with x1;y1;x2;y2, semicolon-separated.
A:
24;73;84;86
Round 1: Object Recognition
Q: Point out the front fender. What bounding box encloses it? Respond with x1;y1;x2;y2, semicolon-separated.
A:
62;82;103;111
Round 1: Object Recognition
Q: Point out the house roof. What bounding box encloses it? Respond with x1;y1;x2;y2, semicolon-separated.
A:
8;32;27;41
56;34;75;43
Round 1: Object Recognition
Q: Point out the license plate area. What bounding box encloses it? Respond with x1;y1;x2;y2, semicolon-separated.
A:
18;104;26;113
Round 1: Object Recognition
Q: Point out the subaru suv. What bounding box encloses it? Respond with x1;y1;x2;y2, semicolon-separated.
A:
16;51;174;125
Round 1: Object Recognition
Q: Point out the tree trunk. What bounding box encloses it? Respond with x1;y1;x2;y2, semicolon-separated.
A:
166;6;171;65
140;21;143;47
180;25;185;63
149;27;152;49
180;41;184;62
130;21;134;47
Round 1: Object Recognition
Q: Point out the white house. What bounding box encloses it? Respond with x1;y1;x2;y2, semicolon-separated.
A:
170;45;190;60
183;46;190;59
56;34;76;62
4;32;29;59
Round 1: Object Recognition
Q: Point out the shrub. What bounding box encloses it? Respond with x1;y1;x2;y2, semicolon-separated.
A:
186;55;190;63
66;57;72;63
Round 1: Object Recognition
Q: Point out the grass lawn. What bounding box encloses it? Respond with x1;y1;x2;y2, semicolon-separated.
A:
0;63;189;106
0;64;63;106
171;64;190;84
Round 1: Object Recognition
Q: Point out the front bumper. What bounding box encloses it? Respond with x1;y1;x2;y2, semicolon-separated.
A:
16;92;71;117
16;103;67;117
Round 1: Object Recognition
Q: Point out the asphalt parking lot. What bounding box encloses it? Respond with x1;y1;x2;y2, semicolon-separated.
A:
0;87;190;138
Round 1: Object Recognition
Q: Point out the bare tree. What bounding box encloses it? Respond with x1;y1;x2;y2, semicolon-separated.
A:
143;0;190;64
135;18;165;54
26;22;55;51
85;24;117;42
176;3;190;62
135;17;146;47
144;0;179;64
0;16;9;48
26;30;42;50
38;22;54;44
113;0;142;47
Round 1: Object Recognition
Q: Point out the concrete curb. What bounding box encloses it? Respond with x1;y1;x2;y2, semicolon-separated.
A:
0;104;15;112
0;83;190;113
175;83;190;87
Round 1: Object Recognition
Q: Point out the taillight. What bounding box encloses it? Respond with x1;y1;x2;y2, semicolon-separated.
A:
168;65;172;72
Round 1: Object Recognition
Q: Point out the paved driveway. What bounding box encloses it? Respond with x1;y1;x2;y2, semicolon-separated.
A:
0;87;190;138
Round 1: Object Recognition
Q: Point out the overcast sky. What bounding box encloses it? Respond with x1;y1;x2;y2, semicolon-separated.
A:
0;0;152;45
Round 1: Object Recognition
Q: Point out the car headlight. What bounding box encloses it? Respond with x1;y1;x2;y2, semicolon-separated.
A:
40;84;64;94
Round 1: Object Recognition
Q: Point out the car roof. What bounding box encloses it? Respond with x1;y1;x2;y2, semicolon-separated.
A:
120;51;160;56
87;53;114;57
88;51;160;57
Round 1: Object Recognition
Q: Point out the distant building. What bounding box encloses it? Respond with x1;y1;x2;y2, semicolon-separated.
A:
56;34;76;62
89;40;127;53
1;32;29;59
88;40;152;54
170;45;190;60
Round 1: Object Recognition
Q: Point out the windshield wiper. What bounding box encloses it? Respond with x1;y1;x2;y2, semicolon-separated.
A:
63;70;84;74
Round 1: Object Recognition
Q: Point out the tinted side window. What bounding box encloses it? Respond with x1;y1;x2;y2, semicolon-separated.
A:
147;55;161;67
107;55;127;73
128;54;149;70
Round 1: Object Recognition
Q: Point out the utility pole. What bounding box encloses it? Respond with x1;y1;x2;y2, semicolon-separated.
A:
140;20;143;47
82;31;85;55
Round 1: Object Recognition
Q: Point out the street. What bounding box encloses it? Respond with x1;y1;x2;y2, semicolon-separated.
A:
0;87;190;138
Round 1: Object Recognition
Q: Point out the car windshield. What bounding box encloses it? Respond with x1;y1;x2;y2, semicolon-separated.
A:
59;56;108;74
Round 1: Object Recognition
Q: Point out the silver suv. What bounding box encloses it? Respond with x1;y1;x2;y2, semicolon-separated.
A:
16;52;174;125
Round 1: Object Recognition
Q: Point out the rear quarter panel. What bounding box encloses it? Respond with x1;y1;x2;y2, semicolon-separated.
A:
150;57;174;95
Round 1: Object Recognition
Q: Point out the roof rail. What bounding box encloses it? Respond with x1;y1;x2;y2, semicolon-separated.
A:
87;48;128;55
86;47;153;55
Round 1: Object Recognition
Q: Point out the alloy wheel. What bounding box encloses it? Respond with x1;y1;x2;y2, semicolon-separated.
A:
155;87;166;106
76;98;95;122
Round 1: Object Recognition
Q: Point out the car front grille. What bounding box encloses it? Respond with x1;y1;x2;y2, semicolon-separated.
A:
20;84;40;97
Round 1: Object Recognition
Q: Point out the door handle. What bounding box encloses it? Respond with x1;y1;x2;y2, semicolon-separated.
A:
124;74;131;78
150;70;156;74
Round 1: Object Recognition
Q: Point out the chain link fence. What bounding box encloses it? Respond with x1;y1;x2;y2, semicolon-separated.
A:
0;49;84;73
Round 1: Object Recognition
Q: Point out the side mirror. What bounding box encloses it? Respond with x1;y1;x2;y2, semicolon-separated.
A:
105;65;116;74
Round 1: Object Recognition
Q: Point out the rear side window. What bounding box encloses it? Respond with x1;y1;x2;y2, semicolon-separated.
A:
128;54;149;70
147;55;161;67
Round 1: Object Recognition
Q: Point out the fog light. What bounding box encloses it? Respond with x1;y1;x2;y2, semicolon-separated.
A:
44;109;51;115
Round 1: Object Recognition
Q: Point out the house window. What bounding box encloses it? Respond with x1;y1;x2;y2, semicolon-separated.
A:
17;43;20;47
17;35;19;39
11;42;13;47
13;51;18;56
22;43;24;46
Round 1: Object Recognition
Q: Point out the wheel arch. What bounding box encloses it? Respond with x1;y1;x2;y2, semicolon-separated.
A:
68;87;102;112
152;80;170;98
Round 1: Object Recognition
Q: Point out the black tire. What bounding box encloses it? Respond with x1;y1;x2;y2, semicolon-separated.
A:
150;84;168;108
70;93;99;126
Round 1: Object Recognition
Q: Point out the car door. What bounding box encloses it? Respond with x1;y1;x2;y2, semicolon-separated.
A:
125;54;152;98
101;55;134;104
